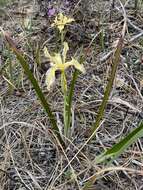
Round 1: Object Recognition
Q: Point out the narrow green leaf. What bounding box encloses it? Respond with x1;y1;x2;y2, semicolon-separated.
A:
64;55;84;137
35;43;41;67
95;122;143;164
64;70;78;137
4;33;64;145
82;122;143;189
91;37;124;138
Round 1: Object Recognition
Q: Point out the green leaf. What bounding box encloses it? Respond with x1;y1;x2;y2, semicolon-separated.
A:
4;33;64;146
64;70;78;137
90;37;124;139
95;122;143;164
82;122;143;189
64;55;84;137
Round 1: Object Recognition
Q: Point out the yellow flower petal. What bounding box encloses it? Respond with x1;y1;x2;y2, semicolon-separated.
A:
45;67;56;90
53;53;63;65
44;46;51;58
44;47;55;66
58;13;64;21
58;25;65;33
44;46;63;65
65;58;86;73
56;63;65;71
64;17;74;24
63;42;69;63
51;13;74;33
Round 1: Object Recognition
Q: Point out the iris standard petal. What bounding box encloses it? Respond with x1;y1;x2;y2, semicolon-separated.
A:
58;13;64;21
58;25;65;33
51;13;74;33
53;53;63;65
44;46;63;65
64;17;74;24
45;67;56;90
44;47;55;66
65;58;86;73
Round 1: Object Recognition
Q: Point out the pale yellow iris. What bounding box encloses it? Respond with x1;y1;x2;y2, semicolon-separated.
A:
44;42;85;91
51;13;74;33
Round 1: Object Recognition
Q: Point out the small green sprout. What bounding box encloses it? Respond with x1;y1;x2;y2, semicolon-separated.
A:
51;13;74;33
44;42;85;92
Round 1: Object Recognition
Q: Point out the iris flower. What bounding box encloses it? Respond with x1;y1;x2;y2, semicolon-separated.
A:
44;42;85;91
51;13;74;33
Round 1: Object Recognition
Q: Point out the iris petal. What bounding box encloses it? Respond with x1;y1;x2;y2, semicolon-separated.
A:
65;58;85;73
53;53;63;65
44;47;63;65
44;47;55;66
44;41;85;91
45;67;56;90
51;13;74;33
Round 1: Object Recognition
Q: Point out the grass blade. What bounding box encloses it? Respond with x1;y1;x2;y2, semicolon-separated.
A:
64;55;84;137
4;32;64;145
82;122;143;189
91;37;124;138
64;70;78;137
95;122;143;164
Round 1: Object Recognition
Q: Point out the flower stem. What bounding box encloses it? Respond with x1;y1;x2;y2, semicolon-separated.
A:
61;72;68;137
61;31;64;45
